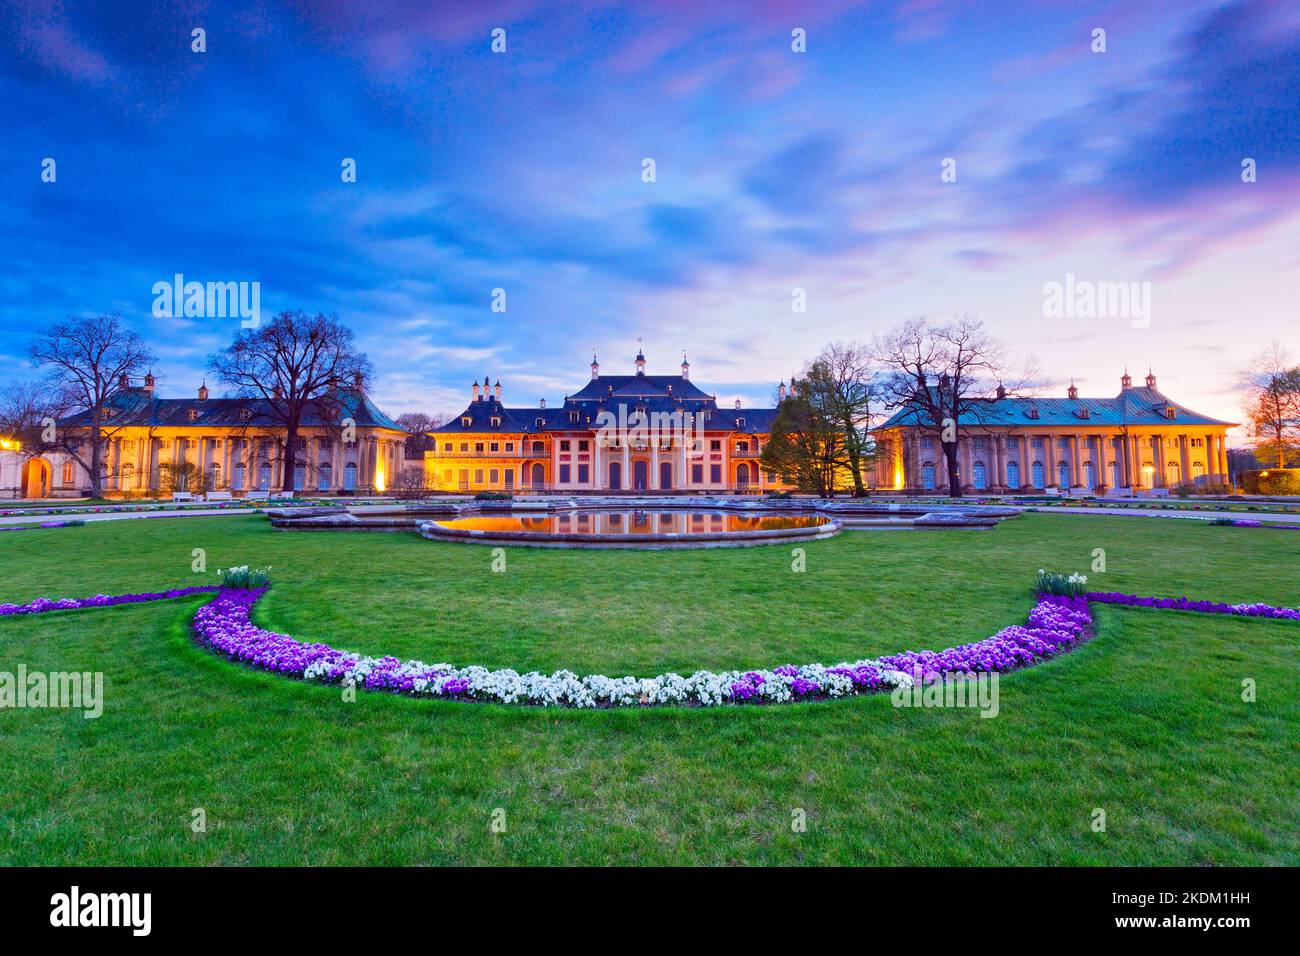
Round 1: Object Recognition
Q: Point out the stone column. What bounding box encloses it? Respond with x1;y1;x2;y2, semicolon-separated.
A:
1179;435;1189;487
1044;433;1056;488
1069;435;1081;487
1152;435;1164;488
995;436;1006;489
1218;435;1229;484
652;443;659;490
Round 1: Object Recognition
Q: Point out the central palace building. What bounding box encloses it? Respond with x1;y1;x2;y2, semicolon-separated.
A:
425;351;782;493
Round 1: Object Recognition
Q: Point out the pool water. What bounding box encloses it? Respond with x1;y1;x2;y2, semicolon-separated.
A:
434;509;828;536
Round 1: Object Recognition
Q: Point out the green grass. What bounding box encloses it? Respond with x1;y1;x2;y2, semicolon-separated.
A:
1;513;1296;865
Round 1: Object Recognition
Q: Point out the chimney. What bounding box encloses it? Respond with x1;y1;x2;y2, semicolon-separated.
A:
472;379;480;401
143;370;155;393
495;380;502;401
779;380;787;401
1067;380;1078;400
590;353;600;380
198;381;209;401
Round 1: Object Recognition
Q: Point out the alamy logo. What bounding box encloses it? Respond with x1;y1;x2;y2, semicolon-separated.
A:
152;273;260;328
50;886;151;936
1042;273;1151;328
891;669;999;718
0;666;103;718
593;402;707;453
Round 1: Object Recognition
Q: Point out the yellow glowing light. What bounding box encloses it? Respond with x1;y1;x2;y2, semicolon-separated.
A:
0;437;20;452
374;463;387;493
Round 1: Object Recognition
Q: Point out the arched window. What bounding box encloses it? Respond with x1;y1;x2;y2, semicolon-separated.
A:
1057;460;1069;488
258;460;272;490
1006;461;1020;488
1166;461;1180;487
1031;461;1045;489
62;461;75;485
1110;461;1120;488
343;462;357;491
1192;461;1205;480
318;461;332;491
921;462;936;490
972;461;986;490
233;462;246;491
737;463;751;487
293;462;306;491
1083;461;1095;489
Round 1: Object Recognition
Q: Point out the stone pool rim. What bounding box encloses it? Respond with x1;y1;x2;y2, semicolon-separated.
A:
417;512;844;549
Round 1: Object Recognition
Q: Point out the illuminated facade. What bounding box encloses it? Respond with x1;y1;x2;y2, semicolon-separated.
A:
425;351;783;493
0;373;406;498
872;371;1236;493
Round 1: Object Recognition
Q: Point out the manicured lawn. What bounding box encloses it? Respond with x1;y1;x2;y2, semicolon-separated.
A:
1;512;1296;864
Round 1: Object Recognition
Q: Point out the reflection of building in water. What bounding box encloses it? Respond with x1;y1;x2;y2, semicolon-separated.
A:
438;510;823;535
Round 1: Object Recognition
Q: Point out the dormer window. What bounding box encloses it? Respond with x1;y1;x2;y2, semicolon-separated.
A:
239;408;253;421
536;417;545;427
1078;407;1090;419
1164;407;1176;419
736;418;745;428
490;416;501;427
187;409;199;421
1026;408;1040;419
462;416;472;427
569;411;579;423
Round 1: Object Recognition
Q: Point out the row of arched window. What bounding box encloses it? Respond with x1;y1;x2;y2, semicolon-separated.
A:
919;459;1209;490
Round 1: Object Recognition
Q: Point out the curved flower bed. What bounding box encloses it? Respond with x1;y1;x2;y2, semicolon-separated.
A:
185;588;1095;707
5;582;1295;708
0;586;218;617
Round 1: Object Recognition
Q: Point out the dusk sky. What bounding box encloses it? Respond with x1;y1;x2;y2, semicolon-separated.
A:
3;0;1298;436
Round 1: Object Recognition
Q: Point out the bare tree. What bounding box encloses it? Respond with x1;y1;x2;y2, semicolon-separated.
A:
208;311;370;493
0;380;57;449
394;411;448;460
28;313;155;497
874;316;1032;497
1240;342;1300;468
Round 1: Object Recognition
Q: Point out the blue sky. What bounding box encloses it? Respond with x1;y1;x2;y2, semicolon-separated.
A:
2;0;1298;432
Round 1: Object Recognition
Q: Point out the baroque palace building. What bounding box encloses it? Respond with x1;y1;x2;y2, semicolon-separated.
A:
872;370;1235;493
425;350;782;493
0;372;407;498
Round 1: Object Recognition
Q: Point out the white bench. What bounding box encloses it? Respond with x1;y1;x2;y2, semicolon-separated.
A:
204;491;234;503
244;490;270;501
270;491;295;501
171;492;195;503
1149;488;1170;498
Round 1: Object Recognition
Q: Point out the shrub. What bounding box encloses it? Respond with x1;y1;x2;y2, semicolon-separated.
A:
765;490;793;499
217;566;272;589
1240;468;1300;496
1035;569;1088;597
474;491;511;501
